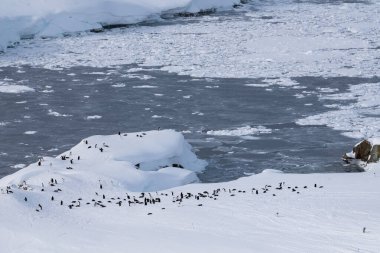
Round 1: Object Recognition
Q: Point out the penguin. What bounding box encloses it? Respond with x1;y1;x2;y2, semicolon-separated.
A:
24;197;27;202
60;200;63;205
363;227;366;233
51;196;54;201
78;156;80;160
85;140;88;145
38;204;42;210
103;194;105;199
100;184;103;189
99;148;104;152
38;161;41;166
70;159;73;164
118;132;121;136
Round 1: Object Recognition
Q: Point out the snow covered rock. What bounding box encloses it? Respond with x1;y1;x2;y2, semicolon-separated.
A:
0;129;207;192
343;138;380;164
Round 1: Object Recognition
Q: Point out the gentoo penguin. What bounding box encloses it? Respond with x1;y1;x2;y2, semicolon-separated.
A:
24;197;27;202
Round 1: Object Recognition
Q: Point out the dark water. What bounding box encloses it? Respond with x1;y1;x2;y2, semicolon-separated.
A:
0;65;376;182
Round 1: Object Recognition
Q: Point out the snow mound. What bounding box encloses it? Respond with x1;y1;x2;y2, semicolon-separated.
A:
0;0;240;51
0;129;207;192
207;126;272;137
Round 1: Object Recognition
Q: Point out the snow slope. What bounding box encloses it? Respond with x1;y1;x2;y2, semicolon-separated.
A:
0;130;380;252
0;0;240;51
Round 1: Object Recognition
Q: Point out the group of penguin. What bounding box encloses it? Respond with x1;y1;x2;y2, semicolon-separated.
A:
2;176;325;216
1;130;325;217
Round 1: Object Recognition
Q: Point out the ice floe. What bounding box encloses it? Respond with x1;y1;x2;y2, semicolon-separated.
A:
207;126;272;137
297;83;380;139
0;82;34;94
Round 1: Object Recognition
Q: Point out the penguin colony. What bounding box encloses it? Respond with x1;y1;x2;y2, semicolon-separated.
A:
0;131;326;218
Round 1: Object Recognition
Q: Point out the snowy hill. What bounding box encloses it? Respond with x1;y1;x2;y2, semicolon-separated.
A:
1;130;380;252
0;0;241;51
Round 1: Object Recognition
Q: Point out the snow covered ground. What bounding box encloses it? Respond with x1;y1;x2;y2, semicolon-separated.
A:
1;130;379;253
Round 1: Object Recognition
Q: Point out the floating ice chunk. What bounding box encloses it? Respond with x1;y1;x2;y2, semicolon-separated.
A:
111;83;126;88
126;74;155;80
48;109;72;117
0;81;34;93
244;83;270;88
12;164;26;169
207;126;272;137
41;89;54;93
86;115;102;120
132;85;158;89
24;131;37;135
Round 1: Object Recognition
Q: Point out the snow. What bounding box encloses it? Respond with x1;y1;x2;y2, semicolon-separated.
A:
0;129;379;252
0;0;240;51
368;138;380;146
